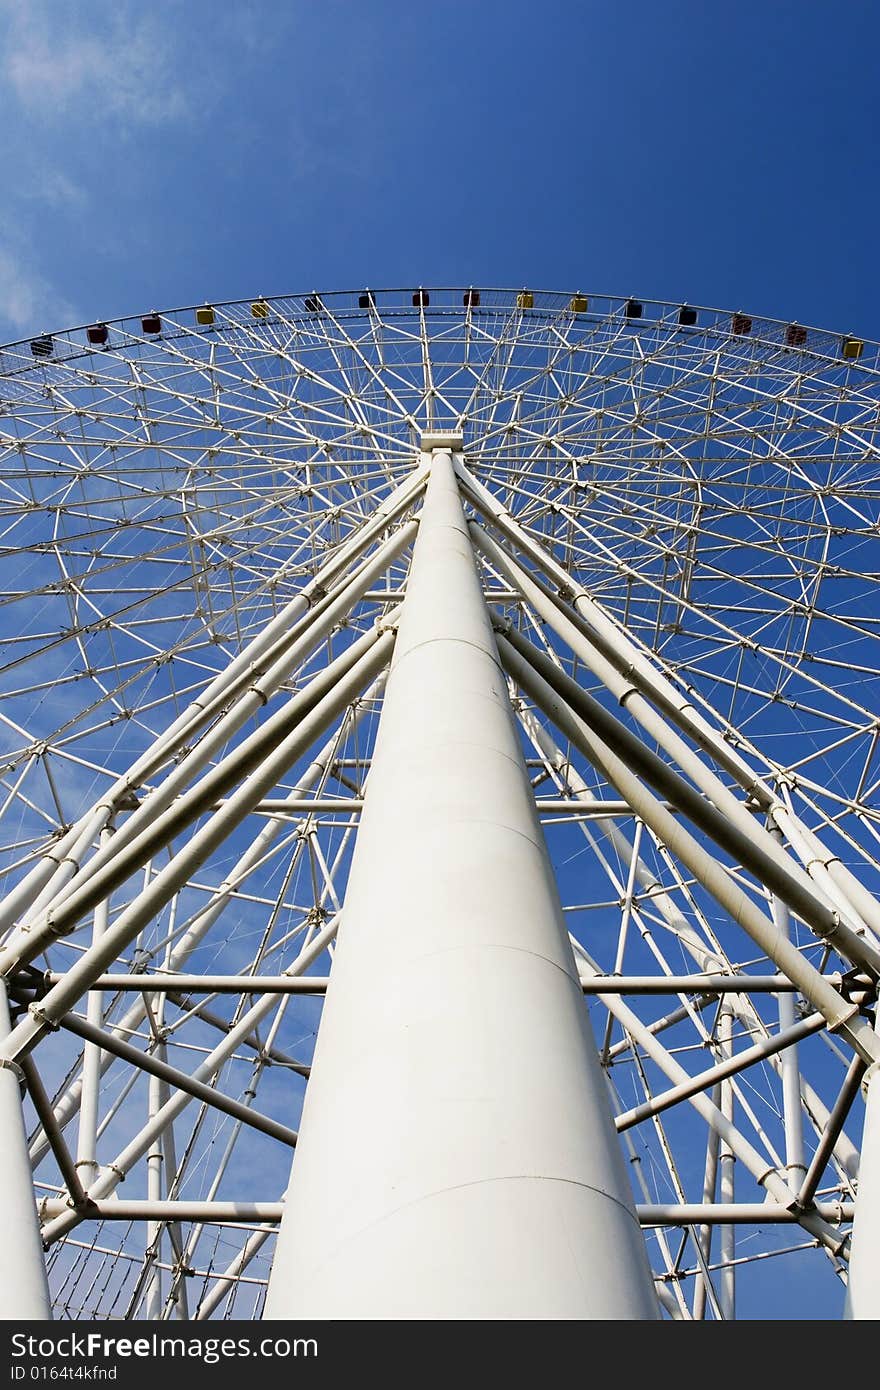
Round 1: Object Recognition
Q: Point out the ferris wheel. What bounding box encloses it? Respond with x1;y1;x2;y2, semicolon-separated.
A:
0;285;879;1320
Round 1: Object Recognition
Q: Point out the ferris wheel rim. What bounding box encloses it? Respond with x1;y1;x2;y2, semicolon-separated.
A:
1;284;877;376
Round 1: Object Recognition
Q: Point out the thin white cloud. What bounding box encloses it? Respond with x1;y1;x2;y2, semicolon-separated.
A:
2;1;190;125
21;169;87;211
0;245;78;338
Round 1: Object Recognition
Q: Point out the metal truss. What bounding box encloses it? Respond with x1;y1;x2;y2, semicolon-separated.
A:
0;288;879;1319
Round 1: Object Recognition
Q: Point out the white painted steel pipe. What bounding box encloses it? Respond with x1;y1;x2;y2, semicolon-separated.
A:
768;829;807;1191
514;651;869;1186
614;1011;827;1131
718;1005;736;1319
455;458;775;793
23;796;355;1168
845;1051;880;1318
10;807;117;944
37;915;341;1247
797;1055;865;1209
519;707;866;1188
76;825;113;1185
497;629;877;1060
694;1086;721;1320
517;707;726;973
145;1064;164;1320
30;970;813;995
195;1224;277;1320
265;451;658;1320
0;465;426;940
0;983;51;1318
25;704;375;1170
250;796;644;815
457;459;880;947
638;1203;854;1225
40;973;333;994
493;609;880;984
773;805;880;950
29;1198;857;1227
573;950;847;1253
36;1199;286;1223
18;1055;86;1209
5;631;393;1058
1;524;414;975
475;525;873;953
34;628;385;962
55;1011;298;1149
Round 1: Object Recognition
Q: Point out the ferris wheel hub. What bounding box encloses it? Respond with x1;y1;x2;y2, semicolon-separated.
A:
420;431;463;452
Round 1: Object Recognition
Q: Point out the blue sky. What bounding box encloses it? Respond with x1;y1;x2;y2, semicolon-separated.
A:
0;0;877;342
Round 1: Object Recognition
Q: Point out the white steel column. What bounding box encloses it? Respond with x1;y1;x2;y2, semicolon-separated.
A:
264;446;658;1320
717;1004;736;1320
0;982;51;1318
846;1055;880;1318
769;831;806;1193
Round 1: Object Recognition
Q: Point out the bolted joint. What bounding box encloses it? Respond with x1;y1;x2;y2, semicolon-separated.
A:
44;912;74;941
7;967;48;999
814;909;843;945
861;1059;880;1101
840;969;876;1008
65;1195;100;1216
27;1001;60;1032
0;1055;25;1085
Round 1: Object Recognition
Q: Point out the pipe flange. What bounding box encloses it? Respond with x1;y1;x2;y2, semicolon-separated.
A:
0;1056;24;1084
27;1001;60;1030
861;1058;880;1100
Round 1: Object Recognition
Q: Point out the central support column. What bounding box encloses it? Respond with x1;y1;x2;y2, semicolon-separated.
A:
265;447;658;1319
